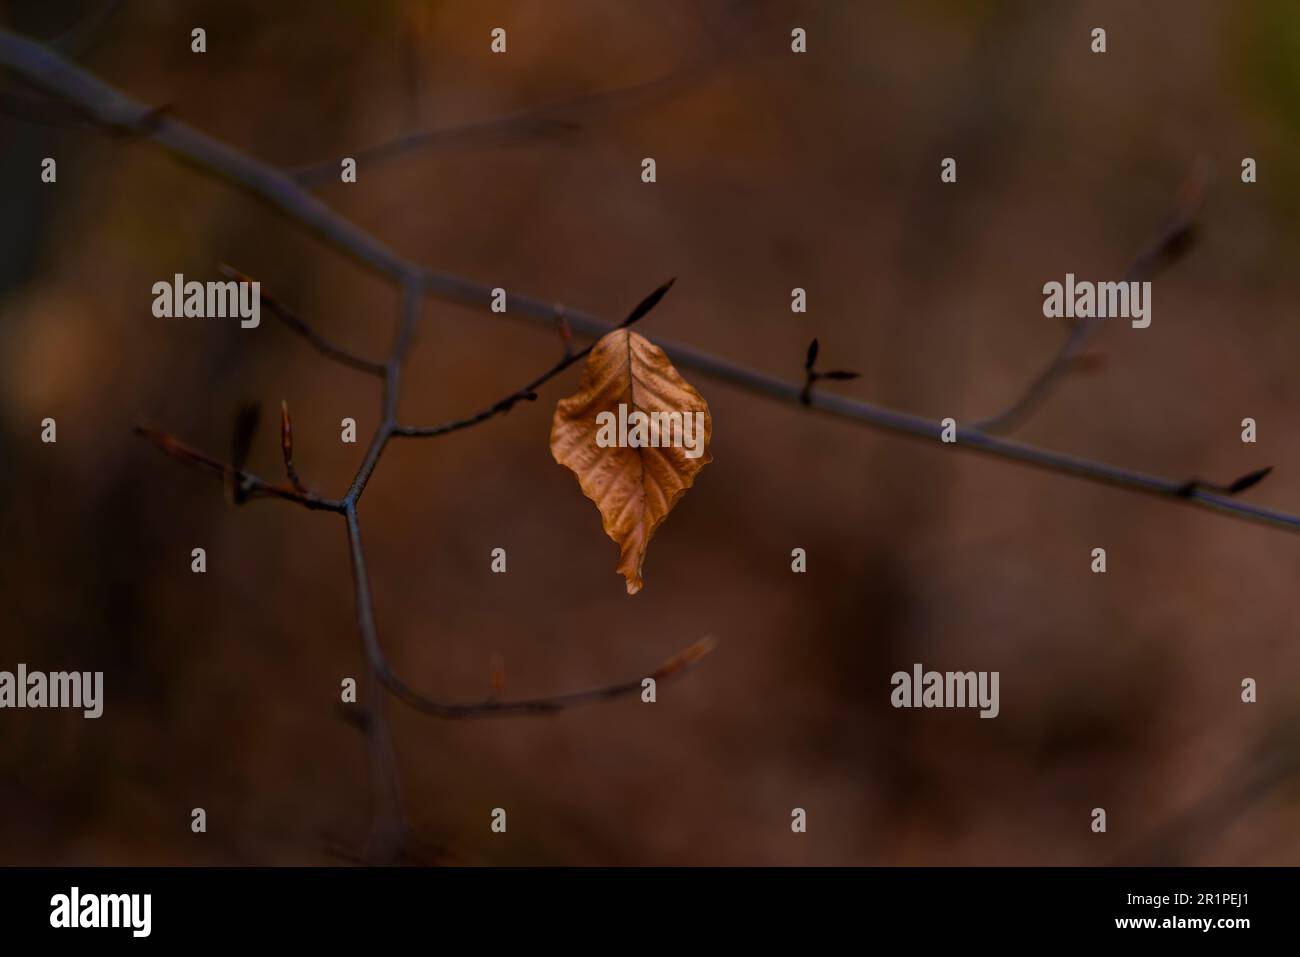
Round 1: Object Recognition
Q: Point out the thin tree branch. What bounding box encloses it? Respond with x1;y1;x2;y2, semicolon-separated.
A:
975;157;1210;434
394;278;674;439
133;425;344;512
346;505;713;719
0;0;123;125
7;29;1295;528
391;371;549;440
290;50;721;186
220;265;385;375
358;660;407;863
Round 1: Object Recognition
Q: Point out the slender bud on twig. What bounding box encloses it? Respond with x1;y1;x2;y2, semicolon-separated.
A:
799;339;859;405
281;399;307;493
620;277;676;328
653;635;719;680
1176;466;1273;498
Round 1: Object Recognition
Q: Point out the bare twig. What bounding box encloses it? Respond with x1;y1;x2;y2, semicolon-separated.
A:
347;506;714;719
394;278;673;439
390;374;545;440
9;28;1287;535
0;2;121;127
1175;466;1273;499
133;425;344;512
279;400;307;493
290;52;720;186
800;337;860;406
975;157;1210;434
220;265;385;375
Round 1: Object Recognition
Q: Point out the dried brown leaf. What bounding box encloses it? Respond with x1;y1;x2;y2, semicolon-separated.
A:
550;329;711;594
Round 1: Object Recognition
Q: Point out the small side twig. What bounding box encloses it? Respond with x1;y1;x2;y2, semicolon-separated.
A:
975;157;1210;435
799;337;860;406
280;400;307;493
1175;466;1273;499
394;278;675;439
289;48;724;186
133;425;344;512
220;264;385;375
343;506;713;720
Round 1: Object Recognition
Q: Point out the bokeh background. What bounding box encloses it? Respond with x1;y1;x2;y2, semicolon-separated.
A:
2;0;1300;865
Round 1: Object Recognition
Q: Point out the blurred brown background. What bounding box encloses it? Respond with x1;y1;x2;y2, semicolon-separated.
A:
2;0;1299;865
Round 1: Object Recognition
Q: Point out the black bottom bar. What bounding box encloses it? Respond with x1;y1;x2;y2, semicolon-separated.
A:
0;866;1283;944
